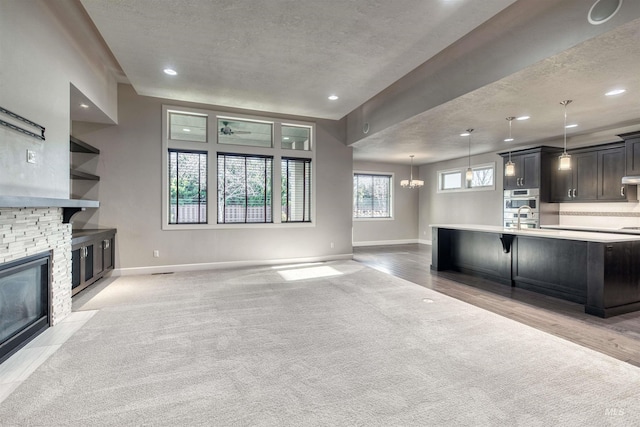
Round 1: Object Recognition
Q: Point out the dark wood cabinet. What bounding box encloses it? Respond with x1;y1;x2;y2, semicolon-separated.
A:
71;229;116;296
503;152;540;189
550;143;632;202
500;147;561;203
598;145;627;201
621;131;640;176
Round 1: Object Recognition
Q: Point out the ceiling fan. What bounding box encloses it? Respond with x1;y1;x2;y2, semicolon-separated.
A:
220;121;251;135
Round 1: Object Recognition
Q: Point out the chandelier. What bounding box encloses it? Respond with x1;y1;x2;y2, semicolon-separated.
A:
400;155;424;188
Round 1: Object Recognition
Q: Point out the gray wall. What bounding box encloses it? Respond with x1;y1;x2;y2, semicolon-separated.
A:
352;161;419;245
72;85;353;272
419;152;504;242
0;1;118;199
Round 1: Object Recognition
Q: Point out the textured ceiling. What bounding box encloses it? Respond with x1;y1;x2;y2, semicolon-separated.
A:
353;16;640;164
79;0;517;120
76;0;640;165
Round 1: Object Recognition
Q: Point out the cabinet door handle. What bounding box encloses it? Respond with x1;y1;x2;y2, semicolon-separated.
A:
572;188;577;198
103;239;109;249
621;186;626;197
568;189;572;198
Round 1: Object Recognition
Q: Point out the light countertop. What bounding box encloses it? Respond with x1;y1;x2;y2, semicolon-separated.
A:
430;224;640;243
541;224;640;235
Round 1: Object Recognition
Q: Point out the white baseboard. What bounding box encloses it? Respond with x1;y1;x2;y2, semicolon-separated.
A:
352;239;418;247
112;253;353;276
418;239;432;245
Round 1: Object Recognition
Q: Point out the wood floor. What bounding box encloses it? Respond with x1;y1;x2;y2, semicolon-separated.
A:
353;243;640;367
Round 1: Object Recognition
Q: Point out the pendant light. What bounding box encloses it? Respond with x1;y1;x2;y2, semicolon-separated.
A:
400;155;424;188
558;100;572;171
504;117;516;177
465;129;474;182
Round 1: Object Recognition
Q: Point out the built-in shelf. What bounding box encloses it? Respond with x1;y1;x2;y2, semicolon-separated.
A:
70;135;100;154
69;169;100;181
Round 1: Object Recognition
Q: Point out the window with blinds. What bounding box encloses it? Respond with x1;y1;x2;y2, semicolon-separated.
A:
353;173;392;218
281;158;311;222
217;153;273;223
168;150;208;224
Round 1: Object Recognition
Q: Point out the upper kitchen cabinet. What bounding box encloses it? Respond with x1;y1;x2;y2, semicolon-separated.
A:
620;131;640;176
503;152;539;190
551;150;597;202
550;142;634;203
499;146;560;199
598;145;628;201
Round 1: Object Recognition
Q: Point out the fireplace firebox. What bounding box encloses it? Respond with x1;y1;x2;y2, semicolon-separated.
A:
0;251;51;364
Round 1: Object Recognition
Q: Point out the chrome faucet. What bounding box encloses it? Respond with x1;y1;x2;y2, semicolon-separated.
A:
517;205;532;230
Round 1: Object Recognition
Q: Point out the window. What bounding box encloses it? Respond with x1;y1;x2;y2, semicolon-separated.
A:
168;150;207;224
218;118;273;148
282;158;311;222
353;173;392;218
169;112;207;142
437;162;495;192
163;106;315;229
471;165;494;188
281;125;311;151
440;170;462;191
217;154;273;224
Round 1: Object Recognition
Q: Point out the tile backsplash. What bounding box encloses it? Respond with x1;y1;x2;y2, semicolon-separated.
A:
559;201;640;229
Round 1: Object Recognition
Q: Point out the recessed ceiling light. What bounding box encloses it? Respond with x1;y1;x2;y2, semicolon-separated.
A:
504;137;514;142
516;116;530;121
182;128;191;132
460;132;470;137
164;68;178;76
328;95;339;100
283;137;290;140
565;124;578;128
79;103;89;109
605;88;626;96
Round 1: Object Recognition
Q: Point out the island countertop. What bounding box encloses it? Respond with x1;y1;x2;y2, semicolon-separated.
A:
430;224;640;243
430;224;640;317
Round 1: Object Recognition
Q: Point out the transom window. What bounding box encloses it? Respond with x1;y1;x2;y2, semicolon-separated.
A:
437;162;495;192
217;118;273;148
353;173;392;218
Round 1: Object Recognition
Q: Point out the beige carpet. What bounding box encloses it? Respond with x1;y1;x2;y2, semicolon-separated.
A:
0;260;638;426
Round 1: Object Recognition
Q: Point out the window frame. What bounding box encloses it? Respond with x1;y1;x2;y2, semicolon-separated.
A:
281;157;312;223
168;149;208;225
437;162;496;193
352;171;394;221
162;106;316;230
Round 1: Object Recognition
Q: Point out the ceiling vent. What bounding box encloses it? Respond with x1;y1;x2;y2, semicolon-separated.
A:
588;0;623;25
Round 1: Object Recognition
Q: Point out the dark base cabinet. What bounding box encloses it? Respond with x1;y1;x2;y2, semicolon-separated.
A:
71;229;116;296
432;227;640;318
512;237;587;304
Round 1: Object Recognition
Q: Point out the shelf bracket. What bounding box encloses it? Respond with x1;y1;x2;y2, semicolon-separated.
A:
499;234;515;254
63;207;85;224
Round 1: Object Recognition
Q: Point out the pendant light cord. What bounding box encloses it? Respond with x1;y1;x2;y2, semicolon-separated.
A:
561;100;572;154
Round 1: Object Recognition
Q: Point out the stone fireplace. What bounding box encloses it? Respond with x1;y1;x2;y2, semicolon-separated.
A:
0;206;73;361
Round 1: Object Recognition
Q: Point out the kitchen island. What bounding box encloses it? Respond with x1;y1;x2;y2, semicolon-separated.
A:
431;224;640;318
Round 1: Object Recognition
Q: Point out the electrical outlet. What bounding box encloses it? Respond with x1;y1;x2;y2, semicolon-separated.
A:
153;250;160;258
330;242;334;249
26;150;36;164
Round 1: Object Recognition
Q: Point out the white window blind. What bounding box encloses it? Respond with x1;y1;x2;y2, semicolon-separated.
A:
282;158;311;222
